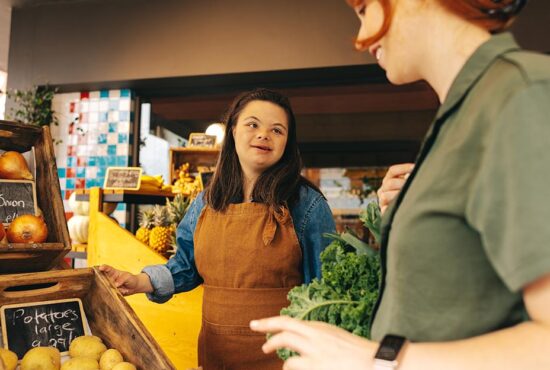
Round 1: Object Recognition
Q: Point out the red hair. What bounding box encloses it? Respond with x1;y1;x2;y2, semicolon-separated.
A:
346;0;393;51
347;0;524;51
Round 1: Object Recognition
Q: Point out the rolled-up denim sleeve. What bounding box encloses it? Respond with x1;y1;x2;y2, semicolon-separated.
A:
293;188;336;283
143;193;205;303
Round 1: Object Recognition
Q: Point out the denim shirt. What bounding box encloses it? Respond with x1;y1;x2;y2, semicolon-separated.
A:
143;185;336;303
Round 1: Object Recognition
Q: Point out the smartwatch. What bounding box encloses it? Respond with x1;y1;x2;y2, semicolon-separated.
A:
373;334;409;370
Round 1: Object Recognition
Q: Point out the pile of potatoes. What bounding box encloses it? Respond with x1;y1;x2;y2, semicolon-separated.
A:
0;335;137;370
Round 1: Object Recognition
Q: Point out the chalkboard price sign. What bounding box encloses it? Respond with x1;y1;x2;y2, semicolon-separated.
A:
1;298;88;359
188;133;217;148
0;179;38;225
103;167;143;190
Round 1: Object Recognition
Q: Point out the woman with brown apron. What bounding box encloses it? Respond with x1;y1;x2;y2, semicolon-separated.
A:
101;88;336;369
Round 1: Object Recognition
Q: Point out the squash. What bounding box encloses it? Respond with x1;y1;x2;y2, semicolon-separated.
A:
68;215;89;243
69;192;90;215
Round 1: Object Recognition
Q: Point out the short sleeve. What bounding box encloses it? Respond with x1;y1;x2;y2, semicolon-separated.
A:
466;82;550;292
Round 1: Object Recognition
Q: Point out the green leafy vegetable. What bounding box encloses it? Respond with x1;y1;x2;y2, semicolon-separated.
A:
275;201;382;360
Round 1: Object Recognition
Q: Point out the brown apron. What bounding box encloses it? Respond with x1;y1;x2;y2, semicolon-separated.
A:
194;202;303;370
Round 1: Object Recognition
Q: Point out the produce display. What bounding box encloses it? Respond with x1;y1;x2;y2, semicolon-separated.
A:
276;202;382;360
2;335;137;370
171;163;202;196
135;194;190;256
137;175;172;193
0;150;49;244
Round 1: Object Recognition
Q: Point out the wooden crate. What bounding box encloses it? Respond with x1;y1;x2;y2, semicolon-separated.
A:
0;267;176;369
169;147;219;184
0;120;71;273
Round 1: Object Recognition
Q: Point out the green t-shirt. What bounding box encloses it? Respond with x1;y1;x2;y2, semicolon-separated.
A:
371;33;550;342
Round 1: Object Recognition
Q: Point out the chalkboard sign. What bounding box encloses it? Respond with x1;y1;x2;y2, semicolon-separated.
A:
198;171;214;190
1;298;89;359
188;133;217;148
0;179;38;225
103;167;142;190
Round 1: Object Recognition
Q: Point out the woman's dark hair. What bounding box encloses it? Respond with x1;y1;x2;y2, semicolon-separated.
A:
347;0;527;51
204;88;320;211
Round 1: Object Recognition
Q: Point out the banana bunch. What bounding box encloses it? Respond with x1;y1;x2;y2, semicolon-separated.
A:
139;174;164;192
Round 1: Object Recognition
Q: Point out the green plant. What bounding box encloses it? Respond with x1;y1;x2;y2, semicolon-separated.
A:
6;84;59;127
275;202;382;360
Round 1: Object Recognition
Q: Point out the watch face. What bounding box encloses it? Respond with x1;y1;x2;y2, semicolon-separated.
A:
375;335;407;361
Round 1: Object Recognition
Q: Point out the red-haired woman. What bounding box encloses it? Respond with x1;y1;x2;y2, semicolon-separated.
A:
252;1;550;369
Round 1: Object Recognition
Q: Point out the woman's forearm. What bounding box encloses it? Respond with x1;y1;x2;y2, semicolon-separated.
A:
402;322;550;370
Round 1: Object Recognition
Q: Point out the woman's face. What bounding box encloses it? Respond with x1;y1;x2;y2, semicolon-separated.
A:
232;100;289;178
354;0;425;84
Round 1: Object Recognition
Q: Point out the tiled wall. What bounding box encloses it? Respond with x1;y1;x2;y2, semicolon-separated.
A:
51;90;134;227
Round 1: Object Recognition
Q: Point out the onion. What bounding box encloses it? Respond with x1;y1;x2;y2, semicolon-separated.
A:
0;151;33;180
0;223;6;244
6;214;48;243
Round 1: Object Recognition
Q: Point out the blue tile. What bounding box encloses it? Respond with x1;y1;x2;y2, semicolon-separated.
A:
99;112;108;122
97;176;105;185
108;122;117;133
67;157;77;167
98;157;108;167
107;145;117;156
120;90;131;97
98;133;107;144
66;178;76;190
116;156;128;166
118;133;128;144
76;167;86;178
119;111;129;121
100;90;109;98
88;156;97;166
97;167;106;177
57;168;66;178
116;203;126;211
107;156;117;166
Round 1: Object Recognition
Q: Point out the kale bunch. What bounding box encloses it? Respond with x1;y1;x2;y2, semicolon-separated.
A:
276;202;382;360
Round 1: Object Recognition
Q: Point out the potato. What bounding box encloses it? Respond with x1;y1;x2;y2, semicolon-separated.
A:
60;358;99;370
0;349;17;370
99;349;123;370
21;346;61;370
112;362;136;370
69;335;107;361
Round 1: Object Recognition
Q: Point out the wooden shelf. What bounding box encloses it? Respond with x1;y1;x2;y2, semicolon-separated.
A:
75;188;174;205
169;147;219;184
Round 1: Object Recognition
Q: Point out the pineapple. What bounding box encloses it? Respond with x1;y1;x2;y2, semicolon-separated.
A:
149;205;173;254
166;194;190;226
135;209;154;245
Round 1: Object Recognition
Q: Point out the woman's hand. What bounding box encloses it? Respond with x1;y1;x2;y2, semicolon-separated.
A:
378;163;414;215
250;316;377;370
98;265;153;295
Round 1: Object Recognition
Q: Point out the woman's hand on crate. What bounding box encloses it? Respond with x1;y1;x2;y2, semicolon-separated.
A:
99;265;154;295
